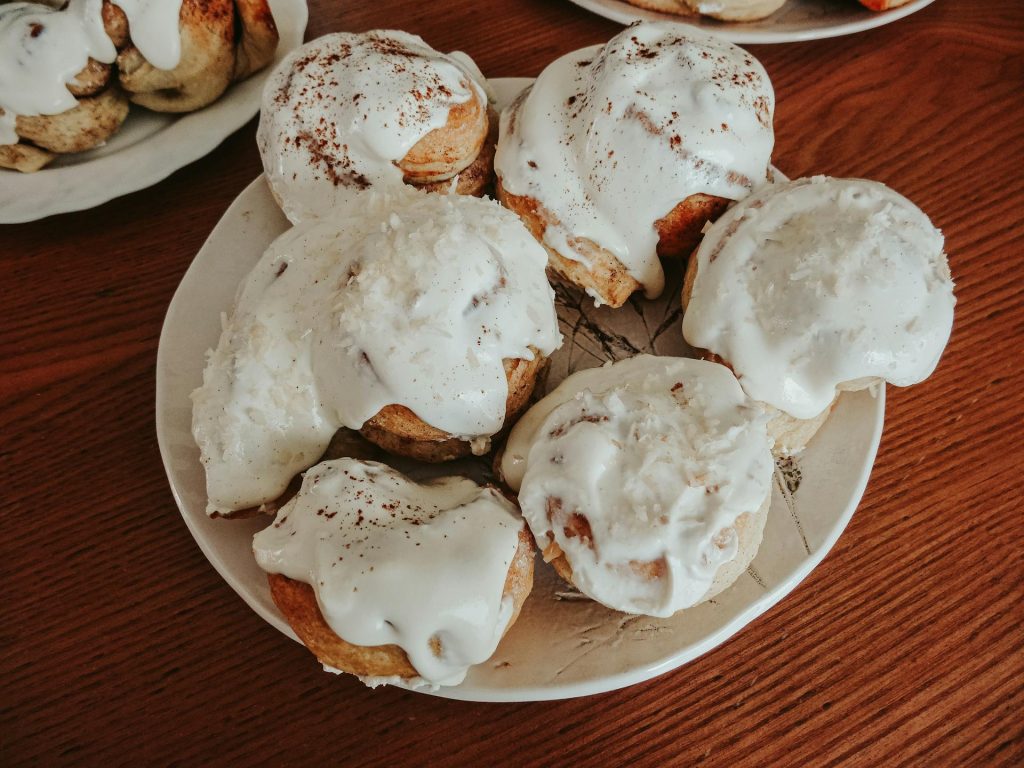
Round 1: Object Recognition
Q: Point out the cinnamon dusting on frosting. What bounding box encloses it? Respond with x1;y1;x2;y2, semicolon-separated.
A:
494;22;775;299
258;30;488;222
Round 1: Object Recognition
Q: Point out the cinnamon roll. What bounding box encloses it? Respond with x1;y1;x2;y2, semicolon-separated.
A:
191;193;561;517
257;31;495;223
0;0;278;171
494;22;774;307
0;1;129;171
500;355;774;618
682;176;956;454
115;0;278;113
253;459;534;688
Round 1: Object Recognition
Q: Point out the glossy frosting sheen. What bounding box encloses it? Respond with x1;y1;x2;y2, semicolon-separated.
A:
0;0;183;145
112;0;185;71
253;459;522;687
257;30;487;223
502;355;773;617
494;22;774;299
683;176;956;419
0;0;114;145
192;192;561;515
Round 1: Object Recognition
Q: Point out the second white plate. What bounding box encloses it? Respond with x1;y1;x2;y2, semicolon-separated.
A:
156;78;884;702
0;0;308;224
567;0;936;44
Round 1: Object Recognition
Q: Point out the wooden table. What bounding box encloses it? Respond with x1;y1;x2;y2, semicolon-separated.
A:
4;0;1022;764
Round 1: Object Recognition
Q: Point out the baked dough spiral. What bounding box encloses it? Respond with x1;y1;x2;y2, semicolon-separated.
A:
494;22;774;307
0;0;278;172
500;355;774;617
254;459;535;687
682;176;955;454
257;30;494;223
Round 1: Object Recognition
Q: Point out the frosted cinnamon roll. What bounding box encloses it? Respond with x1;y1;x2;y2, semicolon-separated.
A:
253;459;534;688
682;176;956;454
0;0;128;171
494;22;774;307
191;193;561;517
624;0;787;22
500;355;774;618
0;0;278;172
257;31;494;223
115;0;279;113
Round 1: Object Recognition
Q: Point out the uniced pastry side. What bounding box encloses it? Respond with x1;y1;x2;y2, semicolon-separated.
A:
253;459;534;688
257;30;494;223
494;21;774;307
500;355;774;618
191;192;562;517
682;176;955;454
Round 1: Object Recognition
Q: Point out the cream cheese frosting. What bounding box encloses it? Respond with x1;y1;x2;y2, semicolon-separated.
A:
257;30;488;223
682;176;956;420
0;0;184;146
501;355;773;617
191;192;561;515
493;21;774;299
111;0;185;71
253;458;523;687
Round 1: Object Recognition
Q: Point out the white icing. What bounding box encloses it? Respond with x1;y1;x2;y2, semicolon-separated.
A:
682;176;955;419
502;355;773;617
0;0;183;146
494;21;774;299
253;458;523;687
0;0;115;145
257;30;488;223
192;192;561;515
112;0;185;71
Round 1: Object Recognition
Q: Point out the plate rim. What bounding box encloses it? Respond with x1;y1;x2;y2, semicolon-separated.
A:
156;77;886;702
566;0;937;44
0;0;308;224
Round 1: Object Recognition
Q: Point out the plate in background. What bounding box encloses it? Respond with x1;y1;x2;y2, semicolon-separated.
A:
0;0;308;224
568;0;936;44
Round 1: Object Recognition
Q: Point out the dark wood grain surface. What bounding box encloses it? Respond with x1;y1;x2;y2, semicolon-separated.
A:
3;0;1022;765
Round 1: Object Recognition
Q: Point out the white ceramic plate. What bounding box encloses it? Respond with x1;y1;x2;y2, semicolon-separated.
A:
568;0;935;44
156;78;884;702
0;0;308;224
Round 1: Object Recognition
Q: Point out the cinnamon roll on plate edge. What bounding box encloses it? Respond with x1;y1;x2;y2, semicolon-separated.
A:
682;175;955;454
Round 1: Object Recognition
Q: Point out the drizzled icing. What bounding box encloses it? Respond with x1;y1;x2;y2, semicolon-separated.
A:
0;0;184;146
501;355;773;617
111;0;184;71
192;192;561;515
253;459;523;687
682;176;955;420
257;30;488;223
0;1;114;145
494;21;774;299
